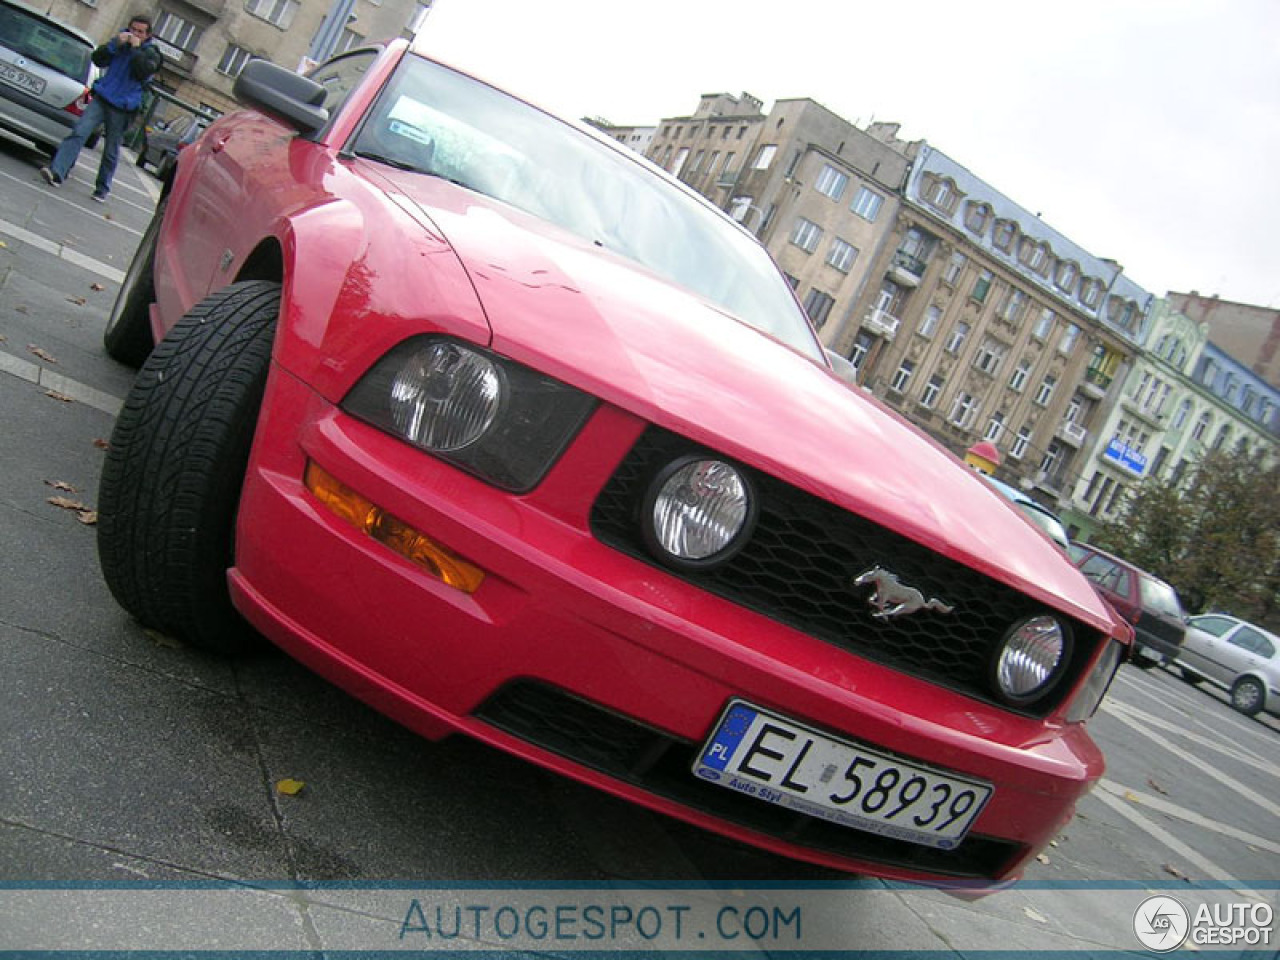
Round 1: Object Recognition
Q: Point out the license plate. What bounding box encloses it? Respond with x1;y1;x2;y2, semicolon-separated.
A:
0;61;46;96
693;701;992;849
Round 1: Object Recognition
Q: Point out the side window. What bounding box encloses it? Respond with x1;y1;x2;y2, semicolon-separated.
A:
1079;554;1114;582
306;49;378;114
1105;566;1131;598
1190;615;1236;638
1233;626;1272;657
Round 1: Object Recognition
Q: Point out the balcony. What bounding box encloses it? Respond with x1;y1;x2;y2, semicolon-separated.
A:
1120;395;1166;428
888;251;927;288
862;307;900;340
1057;420;1088;447
1080;367;1113;400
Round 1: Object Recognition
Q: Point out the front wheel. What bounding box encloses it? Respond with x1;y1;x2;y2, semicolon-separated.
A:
1230;677;1265;717
103;198;166;366
97;280;281;654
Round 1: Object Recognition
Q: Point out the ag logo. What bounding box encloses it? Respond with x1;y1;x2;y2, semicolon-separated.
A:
1133;895;1190;952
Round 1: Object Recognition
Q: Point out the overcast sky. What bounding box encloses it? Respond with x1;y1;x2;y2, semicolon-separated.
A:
417;0;1280;309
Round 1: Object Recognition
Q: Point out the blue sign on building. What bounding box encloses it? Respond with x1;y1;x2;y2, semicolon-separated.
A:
1103;439;1148;475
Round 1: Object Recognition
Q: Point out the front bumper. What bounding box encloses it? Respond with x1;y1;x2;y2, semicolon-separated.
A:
229;363;1104;888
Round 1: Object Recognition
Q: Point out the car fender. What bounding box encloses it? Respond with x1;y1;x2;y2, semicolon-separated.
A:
268;188;492;398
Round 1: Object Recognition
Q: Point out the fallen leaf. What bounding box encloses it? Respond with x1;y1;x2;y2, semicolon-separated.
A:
44;480;78;493
0;240;6;247
142;628;181;649
1023;907;1049;924
90;282;105;292
1162;863;1190;882
1049;840;1060;847
12;306;26;314
1146;778;1168;795
93;438;110;449
44;390;74;403
276;778;306;796
1036;853;1050;865
48;496;89;511
76;510;97;525
28;345;57;363
67;296;87;306
1124;790;1140;803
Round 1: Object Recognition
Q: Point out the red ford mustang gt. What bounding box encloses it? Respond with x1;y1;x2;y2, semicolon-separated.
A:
97;38;1127;889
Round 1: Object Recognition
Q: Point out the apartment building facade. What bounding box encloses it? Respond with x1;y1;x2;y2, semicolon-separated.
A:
1167;292;1280;391
832;145;1148;513
645;96;912;345
44;0;427;117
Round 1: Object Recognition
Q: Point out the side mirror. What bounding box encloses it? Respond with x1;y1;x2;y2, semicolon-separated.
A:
233;59;329;134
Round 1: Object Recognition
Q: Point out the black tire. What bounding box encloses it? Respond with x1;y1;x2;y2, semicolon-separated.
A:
97;280;281;654
1178;666;1203;685
1230;676;1265;717
103;198;166;366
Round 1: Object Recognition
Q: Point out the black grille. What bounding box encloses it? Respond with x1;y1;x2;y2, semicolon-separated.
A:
476;681;1021;882
590;427;1101;716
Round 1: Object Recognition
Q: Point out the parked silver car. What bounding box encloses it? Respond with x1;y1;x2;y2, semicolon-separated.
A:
1174;613;1280;717
0;0;95;154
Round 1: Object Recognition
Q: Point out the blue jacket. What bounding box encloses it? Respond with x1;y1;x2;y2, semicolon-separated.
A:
91;37;163;112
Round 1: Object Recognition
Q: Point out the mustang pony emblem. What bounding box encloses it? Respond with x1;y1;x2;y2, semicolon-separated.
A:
854;566;954;620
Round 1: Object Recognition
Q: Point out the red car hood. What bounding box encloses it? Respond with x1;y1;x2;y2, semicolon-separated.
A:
374;168;1114;632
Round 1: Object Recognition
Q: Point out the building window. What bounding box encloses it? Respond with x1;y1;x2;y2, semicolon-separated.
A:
920;375;945;409
943;252;967;285
1192;411;1210;441
890;359;916;393
1019;238;1048;272
984;411;1005;442
216;43;253;77
924;176;957;213
971;270;993;303
1055;260;1079;292
963;201;991;235
335;27;363;53
721;152;736;176
1080;278;1103;308
918;305;941;338
753;144;777;170
973;338;1006;375
802;289;836;328
815;164;848;200
945;321;970;355
1058;323;1081;354
1212;424;1231;450
671;147;690;177
1010;426;1032;460
851;187;883;221
154;9;202;50
949;391;979;429
1172;397;1191;430
1009;358;1032;392
998;289;1027;323
790;218;822;253
849;332;873;371
245;0;299;29
1040;440;1062;475
1032;308;1054;341
826;237;858;272
1034;375;1057;407
992;219;1017;252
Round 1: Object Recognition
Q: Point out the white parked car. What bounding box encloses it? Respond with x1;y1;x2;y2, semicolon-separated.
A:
1174;613;1280;717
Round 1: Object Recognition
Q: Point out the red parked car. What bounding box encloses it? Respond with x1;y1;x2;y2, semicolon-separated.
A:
97;40;1127;890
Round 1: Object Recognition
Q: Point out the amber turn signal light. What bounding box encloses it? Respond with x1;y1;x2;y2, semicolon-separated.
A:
304;461;486;594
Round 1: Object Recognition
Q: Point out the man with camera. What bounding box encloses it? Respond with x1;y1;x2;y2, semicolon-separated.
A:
40;15;163;202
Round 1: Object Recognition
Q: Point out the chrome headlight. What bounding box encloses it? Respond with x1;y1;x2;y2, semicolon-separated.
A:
344;337;596;491
990;615;1072;705
642;455;756;569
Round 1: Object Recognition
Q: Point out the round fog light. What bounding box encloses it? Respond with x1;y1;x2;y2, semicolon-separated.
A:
643;456;755;567
992;615;1071;704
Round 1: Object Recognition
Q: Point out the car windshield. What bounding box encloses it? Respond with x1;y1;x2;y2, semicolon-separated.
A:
352;55;823;361
1138;575;1183;618
0;4;90;79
